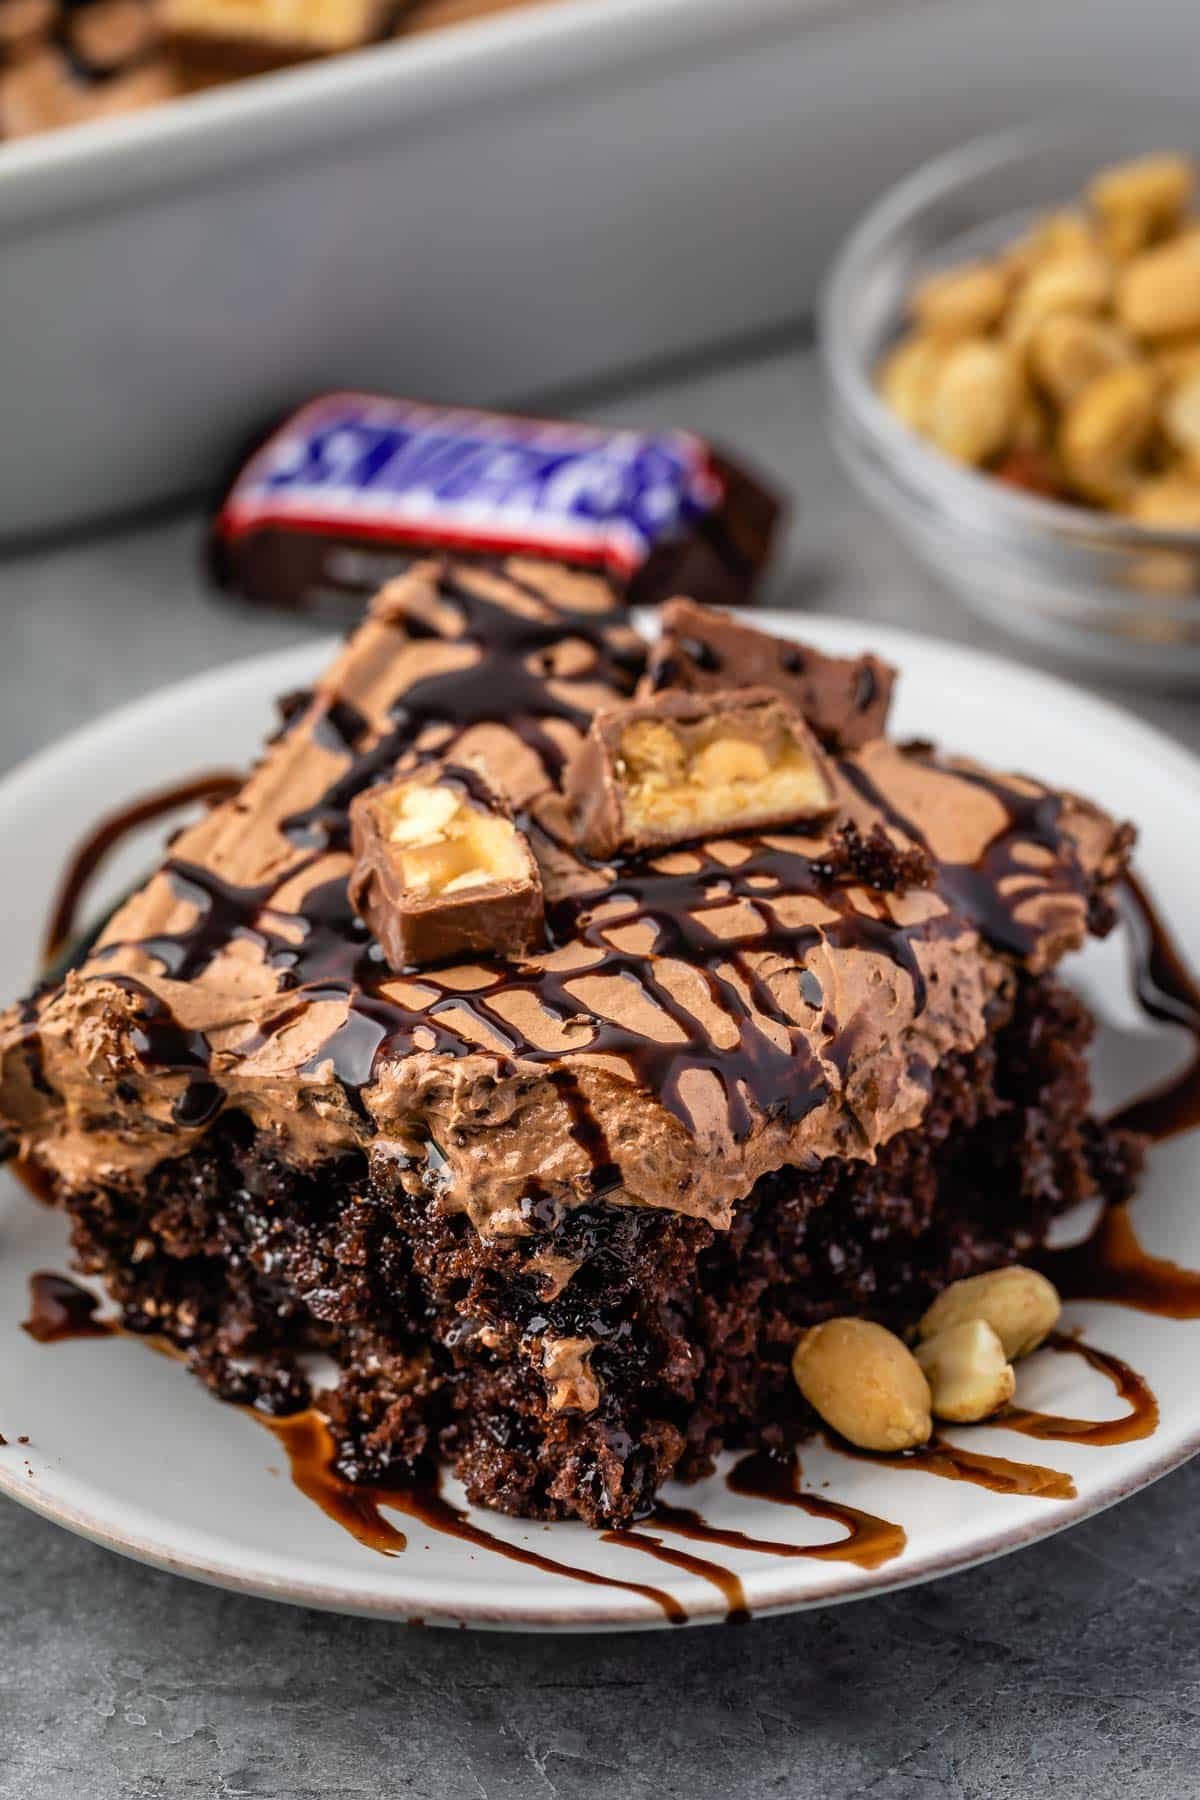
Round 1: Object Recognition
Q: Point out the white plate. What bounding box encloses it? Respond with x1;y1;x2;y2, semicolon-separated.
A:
2;614;1198;1631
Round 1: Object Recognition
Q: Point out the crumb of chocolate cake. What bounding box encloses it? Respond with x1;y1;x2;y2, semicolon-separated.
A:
809;820;935;895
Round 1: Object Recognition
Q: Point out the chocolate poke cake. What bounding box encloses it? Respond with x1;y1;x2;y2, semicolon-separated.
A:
0;563;1139;1526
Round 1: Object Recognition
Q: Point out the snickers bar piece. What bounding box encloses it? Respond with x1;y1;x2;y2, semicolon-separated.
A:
349;762;543;969
645;598;895;751
568;687;838;859
211;392;781;615
0;567;1139;1531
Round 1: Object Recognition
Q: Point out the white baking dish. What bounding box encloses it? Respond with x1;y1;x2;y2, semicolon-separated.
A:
2;0;1199;541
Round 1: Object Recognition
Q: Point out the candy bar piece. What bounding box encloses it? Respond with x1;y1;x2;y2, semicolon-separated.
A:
568;687;838;859
161;0;391;67
349;763;543;970
644;599;896;752
210;392;781;615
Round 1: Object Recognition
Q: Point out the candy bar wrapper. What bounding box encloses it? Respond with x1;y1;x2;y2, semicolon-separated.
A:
210;392;781;616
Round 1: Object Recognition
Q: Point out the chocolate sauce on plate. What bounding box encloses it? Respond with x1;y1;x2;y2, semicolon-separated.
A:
1000;1333;1158;1447
601;1527;749;1623
1042;1201;1200;1318
830;1434;1076;1501
1031;872;1200;1316
266;1410;688;1623
22;1272;117;1343
725;1449;906;1570
41;771;241;969
1108;870;1200;1143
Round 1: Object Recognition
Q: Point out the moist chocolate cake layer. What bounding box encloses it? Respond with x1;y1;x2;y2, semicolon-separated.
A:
55;973;1139;1525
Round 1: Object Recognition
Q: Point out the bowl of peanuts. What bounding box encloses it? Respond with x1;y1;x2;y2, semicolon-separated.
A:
820;118;1200;683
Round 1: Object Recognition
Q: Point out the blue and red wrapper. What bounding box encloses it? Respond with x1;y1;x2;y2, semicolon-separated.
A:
211;392;781;611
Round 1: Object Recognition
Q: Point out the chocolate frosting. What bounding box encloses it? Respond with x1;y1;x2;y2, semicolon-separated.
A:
643;597;896;751
0;558;1130;1242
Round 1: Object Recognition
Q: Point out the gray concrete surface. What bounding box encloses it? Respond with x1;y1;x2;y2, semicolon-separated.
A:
2;344;1199;1799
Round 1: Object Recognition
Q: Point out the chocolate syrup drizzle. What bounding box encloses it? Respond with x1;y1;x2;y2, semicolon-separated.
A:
841;758;1086;964
827;1427;1076;1500
41;771;241;970
265;1410;690;1625
22;1271;116;1343
1039;872;1200;1314
1001;1334;1158;1447
724;1449;906;1570
1109;870;1200;1143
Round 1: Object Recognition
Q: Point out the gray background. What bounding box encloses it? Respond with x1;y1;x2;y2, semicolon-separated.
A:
2;342;1199;1798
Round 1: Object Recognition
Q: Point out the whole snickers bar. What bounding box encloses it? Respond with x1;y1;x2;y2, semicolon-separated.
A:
211;392;781;613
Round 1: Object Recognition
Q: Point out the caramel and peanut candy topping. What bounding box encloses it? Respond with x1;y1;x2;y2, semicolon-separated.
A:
568;686;838;860
791;1266;1062;1447
348;763;544;971
878;151;1200;527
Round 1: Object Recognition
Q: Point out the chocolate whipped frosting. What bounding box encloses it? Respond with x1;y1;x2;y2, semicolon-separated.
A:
643;597;896;751
0;557;1130;1244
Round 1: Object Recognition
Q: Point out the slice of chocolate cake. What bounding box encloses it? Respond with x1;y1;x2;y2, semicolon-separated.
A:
0;560;1139;1526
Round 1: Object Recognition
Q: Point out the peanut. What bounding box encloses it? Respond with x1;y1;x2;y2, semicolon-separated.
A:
690;737;772;786
1059;361;1159;503
792;1317;932;1452
912;260;1010;337
918;1266;1061;1362
1013;249;1113;330
878;334;945;433
1005;210;1094;277
915;1320;1015;1423
1118;233;1200;340
386;784;460;846
1090;154;1193;257
927;339;1020;464
1029;315;1136;407
1163;369;1200;460
1153;335;1200;383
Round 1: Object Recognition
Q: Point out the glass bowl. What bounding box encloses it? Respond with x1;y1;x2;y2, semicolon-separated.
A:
819;115;1200;687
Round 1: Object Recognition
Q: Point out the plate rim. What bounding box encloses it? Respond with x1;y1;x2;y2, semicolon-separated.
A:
3;610;1200;1631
